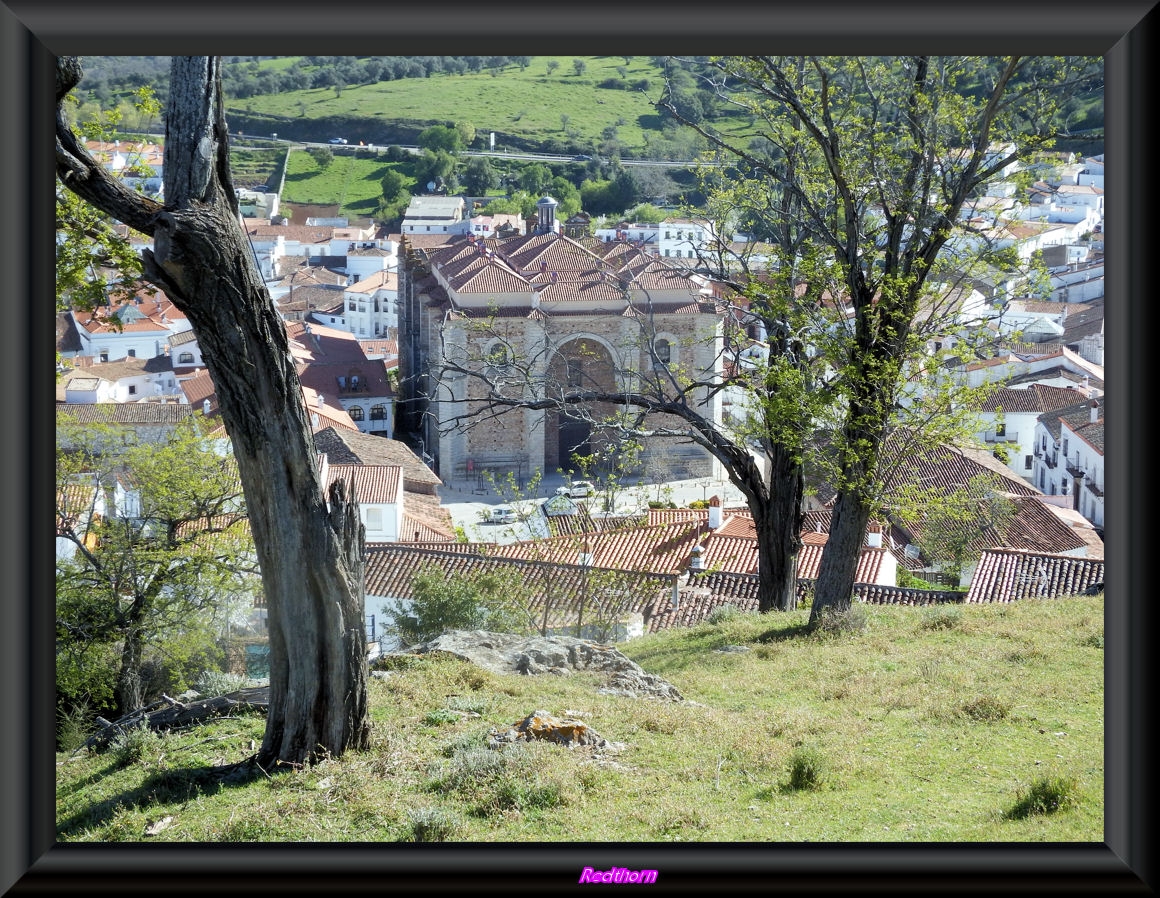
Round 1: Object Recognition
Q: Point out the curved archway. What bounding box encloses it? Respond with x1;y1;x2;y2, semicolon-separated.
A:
544;336;620;473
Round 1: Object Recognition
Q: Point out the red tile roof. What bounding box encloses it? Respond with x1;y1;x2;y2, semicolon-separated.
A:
964;548;1103;603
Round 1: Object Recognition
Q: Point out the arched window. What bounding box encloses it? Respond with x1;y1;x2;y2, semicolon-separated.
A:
486;344;509;368
567;358;583;387
654;338;672;364
349;406;365;421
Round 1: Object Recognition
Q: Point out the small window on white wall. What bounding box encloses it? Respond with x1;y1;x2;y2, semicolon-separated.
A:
365;507;383;531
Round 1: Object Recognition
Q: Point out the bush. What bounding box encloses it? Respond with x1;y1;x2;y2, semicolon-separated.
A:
423;707;463;726
405;806;463;842
1006;774;1079;819
920;605;962;631
108;722;162;767
784;745;828;792
56;702;94;753
386;566;532;646
705;604;742;625
429;742;574;816
960;694;1011;722
195;669;248;697
810;603;869;638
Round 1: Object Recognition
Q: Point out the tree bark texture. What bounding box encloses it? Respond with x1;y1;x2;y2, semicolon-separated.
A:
55;56;370;766
751;442;805;613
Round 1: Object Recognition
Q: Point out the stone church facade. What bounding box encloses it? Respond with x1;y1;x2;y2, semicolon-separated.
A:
399;197;730;486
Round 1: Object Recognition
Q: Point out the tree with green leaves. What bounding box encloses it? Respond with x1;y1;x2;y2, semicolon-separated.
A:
890;473;1018;586
55;56;370;767
307;145;333;170
659;55;1101;624
384;565;533;647
519;163;553;197
462;156;497;196
56;414;259;718
417;124;465;154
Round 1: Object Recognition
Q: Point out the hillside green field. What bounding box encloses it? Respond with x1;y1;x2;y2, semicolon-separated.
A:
224;56;750;158
57;596;1103;845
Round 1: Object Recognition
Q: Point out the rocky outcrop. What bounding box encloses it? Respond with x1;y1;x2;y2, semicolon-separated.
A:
488;710;611;749
385;630;683;701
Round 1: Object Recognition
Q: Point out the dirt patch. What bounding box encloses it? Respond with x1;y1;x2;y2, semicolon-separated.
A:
285;203;342;225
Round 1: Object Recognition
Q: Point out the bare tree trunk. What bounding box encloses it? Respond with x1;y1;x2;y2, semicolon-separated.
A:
811;381;883;624
55;56;369;767
752;444;804;613
810;491;873;624
115;626;146;715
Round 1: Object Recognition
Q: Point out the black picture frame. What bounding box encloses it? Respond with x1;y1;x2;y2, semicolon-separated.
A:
5;3;1154;893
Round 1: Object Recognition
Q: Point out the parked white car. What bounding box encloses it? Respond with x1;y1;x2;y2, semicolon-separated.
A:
487;505;518;524
555;480;595;498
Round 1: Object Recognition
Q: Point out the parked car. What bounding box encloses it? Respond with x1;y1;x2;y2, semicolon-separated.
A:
328;137;348;145
555;480;595;498
487;505;518;524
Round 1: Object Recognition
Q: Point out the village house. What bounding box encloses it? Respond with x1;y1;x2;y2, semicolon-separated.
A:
1032;397;1105;530
286;319;395;438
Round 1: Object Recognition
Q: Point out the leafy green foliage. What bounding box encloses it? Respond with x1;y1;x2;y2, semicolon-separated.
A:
784;744;829;792
56;415;260;718
384;566;534;646
55;93;160;315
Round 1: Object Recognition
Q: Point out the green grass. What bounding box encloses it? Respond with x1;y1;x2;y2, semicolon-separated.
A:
279;148;415;218
227;57;681;156
56;595;1103;843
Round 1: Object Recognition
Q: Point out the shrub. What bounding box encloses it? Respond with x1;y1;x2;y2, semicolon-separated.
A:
423;707;462;726
435;745;508;790
784;745;828;792
386;566;532;646
195;669;248;697
56;702;94;754
108;722;162;767
705;604;742;625
960;695;1011;722
405;806;463;842
1006;774;1079;819
919;605;962;631
811;603;869;638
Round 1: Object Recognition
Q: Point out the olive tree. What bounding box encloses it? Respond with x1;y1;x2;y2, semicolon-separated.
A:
55;56;369;767
660;55;1101;623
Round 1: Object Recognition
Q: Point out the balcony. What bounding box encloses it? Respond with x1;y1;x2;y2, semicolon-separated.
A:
1084;479;1104;498
983;430;1019;444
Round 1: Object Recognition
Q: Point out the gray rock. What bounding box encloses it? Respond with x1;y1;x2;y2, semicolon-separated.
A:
386;630;683;701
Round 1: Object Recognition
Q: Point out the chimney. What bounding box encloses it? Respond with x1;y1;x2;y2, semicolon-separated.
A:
689;544;705;572
311;412;320;428
707;495;722;530
1090;399;1099;424
202;399;211;416
866;522;883;548
317;393;325;408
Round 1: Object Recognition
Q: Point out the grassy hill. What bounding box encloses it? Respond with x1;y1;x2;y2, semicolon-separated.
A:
56;595;1102;844
224;56;689;157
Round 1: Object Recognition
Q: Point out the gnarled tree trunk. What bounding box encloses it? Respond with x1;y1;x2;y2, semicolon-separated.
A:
55;56;369;767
